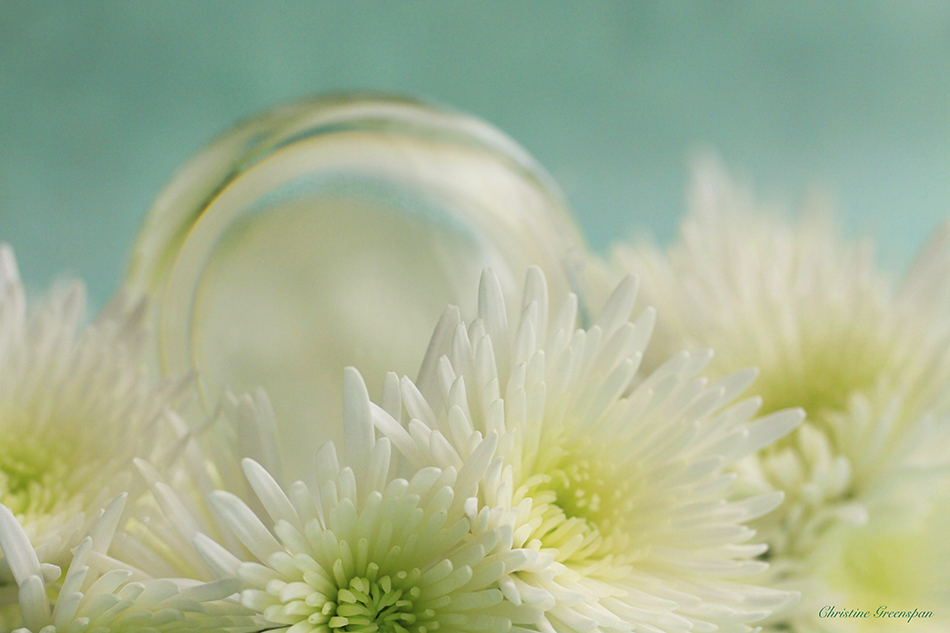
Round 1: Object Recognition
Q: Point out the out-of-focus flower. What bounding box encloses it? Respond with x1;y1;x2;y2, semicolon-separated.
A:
164;369;543;633
110;388;286;583
804;481;950;632
606;156;950;630
0;495;255;632
374;267;803;633
0;245;187;583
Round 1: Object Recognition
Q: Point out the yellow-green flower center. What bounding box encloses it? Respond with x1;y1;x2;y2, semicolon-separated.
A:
272;559;436;633
524;437;637;563
751;342;884;421
822;520;941;617
0;433;75;519
711;310;896;454
545;451;634;536
326;576;421;633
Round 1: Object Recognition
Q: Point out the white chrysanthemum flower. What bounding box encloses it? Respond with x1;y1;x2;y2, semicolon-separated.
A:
105;388;286;584
606;157;950;628
803;481;950;632
0;245;187;582
148;369;543;633
0;495;256;632
373;267;804;633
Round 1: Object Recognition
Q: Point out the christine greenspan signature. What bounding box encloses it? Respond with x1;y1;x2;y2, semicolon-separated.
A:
819;605;934;623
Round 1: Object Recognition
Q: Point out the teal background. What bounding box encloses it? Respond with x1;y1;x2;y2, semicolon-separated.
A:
1;1;949;309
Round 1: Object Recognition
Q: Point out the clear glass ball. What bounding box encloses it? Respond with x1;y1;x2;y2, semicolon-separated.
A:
129;94;587;481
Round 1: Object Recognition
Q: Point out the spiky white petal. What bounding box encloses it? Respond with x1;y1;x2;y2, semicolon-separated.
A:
376;266;803;633
115;390;283;583
0;495;256;632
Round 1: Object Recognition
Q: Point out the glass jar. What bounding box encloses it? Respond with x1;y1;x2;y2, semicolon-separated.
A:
129;93;587;481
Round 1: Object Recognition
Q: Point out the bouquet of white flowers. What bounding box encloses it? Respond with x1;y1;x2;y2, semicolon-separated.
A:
0;98;945;633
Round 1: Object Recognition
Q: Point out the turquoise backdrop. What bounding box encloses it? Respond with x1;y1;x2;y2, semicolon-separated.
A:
2;1;949;308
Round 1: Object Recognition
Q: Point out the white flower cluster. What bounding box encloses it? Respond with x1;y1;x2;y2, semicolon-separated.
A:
0;155;946;633
605;156;950;632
